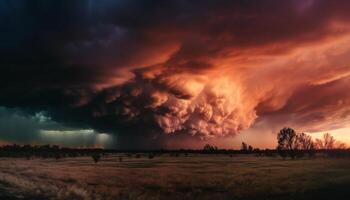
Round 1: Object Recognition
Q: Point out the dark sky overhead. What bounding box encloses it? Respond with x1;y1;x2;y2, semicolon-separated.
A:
1;0;350;149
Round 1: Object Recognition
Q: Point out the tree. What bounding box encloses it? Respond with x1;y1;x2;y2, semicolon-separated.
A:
203;144;217;153
336;142;347;149
314;133;336;150
314;138;324;149
297;132;315;158
203;144;212;151
323;133;335;150
277;127;299;159
241;142;248;152
298;133;313;150
248;145;253;152
277;128;317;159
314;133;346;150
277;146;288;160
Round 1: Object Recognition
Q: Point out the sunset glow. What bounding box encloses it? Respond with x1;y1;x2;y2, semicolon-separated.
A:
3;2;350;199
1;1;350;149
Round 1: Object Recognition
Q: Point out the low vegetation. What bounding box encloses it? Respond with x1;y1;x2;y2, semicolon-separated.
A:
0;128;348;162
0;127;349;199
1;155;350;200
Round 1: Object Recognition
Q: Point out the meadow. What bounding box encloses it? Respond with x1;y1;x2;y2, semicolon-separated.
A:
0;154;350;200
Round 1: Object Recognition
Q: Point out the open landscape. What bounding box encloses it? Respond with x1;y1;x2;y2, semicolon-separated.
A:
2;1;350;199
1;154;350;200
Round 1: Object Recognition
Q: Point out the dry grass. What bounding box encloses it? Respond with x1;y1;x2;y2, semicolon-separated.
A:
1;155;350;199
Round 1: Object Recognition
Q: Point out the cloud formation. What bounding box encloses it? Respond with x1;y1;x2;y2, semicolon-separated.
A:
1;0;350;147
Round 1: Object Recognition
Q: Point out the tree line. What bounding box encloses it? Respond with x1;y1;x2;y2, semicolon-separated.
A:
276;127;347;159
0;127;348;161
0;144;104;160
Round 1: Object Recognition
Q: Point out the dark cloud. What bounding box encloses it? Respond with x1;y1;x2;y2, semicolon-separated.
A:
1;0;350;148
265;76;350;132
0;107;115;147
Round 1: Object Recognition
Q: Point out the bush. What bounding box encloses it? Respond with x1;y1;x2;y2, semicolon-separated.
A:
148;153;154;159
92;153;101;163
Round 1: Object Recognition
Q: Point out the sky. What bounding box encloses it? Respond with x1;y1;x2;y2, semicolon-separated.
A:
1;0;350;149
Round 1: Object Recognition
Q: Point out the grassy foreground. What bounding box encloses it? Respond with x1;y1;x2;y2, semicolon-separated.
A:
0;154;350;200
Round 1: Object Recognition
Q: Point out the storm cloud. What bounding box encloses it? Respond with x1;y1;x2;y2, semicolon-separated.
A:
1;0;350;147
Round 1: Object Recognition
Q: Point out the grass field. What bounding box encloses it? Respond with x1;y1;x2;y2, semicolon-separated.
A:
1;154;350;200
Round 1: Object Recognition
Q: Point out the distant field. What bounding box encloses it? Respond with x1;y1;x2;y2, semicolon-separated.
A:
1;154;350;200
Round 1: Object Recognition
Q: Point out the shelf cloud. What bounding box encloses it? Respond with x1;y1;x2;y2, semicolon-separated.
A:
1;0;350;147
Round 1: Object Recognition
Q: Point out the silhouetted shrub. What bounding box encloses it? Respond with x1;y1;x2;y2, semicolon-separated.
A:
248;145;253;152
148;153;154;159
241;142;248;152
203;144;218;153
92;153;101;163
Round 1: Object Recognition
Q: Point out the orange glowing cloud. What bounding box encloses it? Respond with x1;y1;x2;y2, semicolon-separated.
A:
2;1;350;147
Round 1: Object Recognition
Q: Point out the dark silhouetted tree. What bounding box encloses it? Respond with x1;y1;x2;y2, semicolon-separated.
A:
203;144;217;153
241;142;248;152
277;127;299;159
295;132;314;158
248;145;253;152
314;138;324;149
323;133;335;150
298;133;313;150
314;133;336;150
277;129;317;159
315;133;346;150
336;142;347;149
323;133;335;149
277;145;288;159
